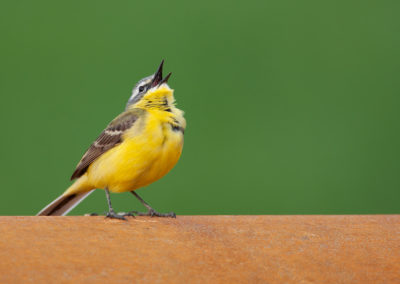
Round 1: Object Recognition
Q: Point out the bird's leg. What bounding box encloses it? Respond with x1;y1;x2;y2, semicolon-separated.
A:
104;188;126;220
129;191;176;218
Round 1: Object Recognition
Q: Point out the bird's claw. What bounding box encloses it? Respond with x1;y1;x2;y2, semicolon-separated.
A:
105;211;126;220
129;209;176;218
122;212;136;217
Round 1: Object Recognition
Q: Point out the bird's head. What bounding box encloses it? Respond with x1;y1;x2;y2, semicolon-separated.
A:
126;60;173;110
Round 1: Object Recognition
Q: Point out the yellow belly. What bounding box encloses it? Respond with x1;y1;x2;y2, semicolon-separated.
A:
85;115;184;193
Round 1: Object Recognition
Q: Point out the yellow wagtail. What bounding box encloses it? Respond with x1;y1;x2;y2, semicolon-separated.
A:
37;60;186;219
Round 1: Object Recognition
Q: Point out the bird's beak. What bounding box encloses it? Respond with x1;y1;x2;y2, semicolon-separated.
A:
159;72;172;86
151;60;172;87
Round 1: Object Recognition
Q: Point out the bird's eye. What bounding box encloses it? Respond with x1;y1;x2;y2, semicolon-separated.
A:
139;85;145;92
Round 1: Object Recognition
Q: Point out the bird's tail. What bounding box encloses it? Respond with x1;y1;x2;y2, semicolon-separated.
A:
36;190;95;216
37;175;95;216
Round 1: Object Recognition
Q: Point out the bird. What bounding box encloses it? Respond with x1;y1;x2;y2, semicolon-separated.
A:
37;60;186;220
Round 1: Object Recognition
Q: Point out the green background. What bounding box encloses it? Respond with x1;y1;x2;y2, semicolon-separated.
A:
0;1;399;215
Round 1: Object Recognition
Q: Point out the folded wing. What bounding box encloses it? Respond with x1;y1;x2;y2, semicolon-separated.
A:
70;110;142;180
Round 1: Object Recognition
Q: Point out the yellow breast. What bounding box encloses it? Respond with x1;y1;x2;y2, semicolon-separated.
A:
86;109;184;193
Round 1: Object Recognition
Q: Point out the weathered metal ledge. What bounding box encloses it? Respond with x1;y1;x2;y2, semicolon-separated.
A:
0;215;398;283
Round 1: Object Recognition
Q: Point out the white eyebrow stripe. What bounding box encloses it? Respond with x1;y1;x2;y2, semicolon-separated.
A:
126;76;155;110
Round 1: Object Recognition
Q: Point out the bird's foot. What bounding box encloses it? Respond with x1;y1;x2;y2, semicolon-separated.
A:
105;210;126;220
122;212;136;218
129;209;176;218
85;212;134;219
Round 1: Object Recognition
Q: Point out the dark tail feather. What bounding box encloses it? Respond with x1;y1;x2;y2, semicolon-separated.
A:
37;190;95;216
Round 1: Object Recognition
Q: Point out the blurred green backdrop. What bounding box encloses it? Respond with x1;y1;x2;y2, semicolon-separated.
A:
0;1;399;215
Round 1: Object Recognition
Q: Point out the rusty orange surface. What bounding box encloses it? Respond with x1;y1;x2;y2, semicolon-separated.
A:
0;215;399;283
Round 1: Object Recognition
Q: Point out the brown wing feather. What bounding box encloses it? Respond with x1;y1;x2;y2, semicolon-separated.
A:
70;110;140;180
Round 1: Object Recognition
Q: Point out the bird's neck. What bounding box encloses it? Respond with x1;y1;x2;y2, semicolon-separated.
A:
131;93;176;112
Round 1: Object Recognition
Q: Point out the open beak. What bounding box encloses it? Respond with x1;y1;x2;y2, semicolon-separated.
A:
151;59;172;87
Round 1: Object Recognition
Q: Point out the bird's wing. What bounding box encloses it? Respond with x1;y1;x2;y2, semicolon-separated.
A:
70;109;143;180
